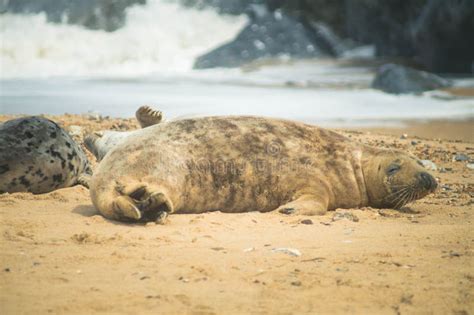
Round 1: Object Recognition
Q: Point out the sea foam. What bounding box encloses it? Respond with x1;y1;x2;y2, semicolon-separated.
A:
0;0;246;78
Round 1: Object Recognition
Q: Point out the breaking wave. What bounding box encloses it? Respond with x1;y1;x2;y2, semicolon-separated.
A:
0;0;246;78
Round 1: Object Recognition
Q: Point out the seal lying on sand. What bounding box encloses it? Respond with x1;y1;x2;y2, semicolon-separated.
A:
0;117;91;194
89;116;437;223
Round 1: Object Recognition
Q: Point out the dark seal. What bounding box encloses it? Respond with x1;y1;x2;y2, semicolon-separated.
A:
0;116;92;194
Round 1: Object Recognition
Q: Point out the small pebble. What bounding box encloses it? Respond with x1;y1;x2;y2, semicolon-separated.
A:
454;153;469;161
180;278;189;283
332;212;359;222
279;207;295;215
467;163;474;170
401;294;414;305
300;219;313;225
410;140;418;145
400;134;408;139
4;268;10;272
291;281;302;286
420;160;437;171
272;248;301;257
68;125;84;137
211;247;225;251
441;185;452;191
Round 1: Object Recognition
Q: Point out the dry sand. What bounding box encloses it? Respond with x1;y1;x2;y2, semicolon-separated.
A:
0;114;473;315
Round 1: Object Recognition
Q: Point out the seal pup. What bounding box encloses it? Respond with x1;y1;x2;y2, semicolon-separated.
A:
0;116;92;194
84;106;163;161
89;116;437;223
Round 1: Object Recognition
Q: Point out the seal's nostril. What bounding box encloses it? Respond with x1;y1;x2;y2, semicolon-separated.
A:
419;172;437;190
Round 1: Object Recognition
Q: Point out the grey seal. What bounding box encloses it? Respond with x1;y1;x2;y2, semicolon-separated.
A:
88;116;437;223
0;116;91;194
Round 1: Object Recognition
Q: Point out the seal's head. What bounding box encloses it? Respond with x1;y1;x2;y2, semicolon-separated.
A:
363;149;437;209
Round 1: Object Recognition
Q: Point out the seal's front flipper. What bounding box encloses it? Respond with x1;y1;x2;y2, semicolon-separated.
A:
113;195;142;221
113;183;173;223
277;194;328;216
136;191;172;224
136;105;163;128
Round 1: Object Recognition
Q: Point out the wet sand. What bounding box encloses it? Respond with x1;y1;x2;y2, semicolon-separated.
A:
0;114;473;314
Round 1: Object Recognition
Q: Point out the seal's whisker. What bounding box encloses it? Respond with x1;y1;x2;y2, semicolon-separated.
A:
408;191;419;204
387;184;410;194
401;191;413;208
386;191;407;206
395;188;412;209
390;190;405;208
405;190;417;207
386;186;410;201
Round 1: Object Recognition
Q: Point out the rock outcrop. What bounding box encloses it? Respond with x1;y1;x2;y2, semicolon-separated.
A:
187;0;474;73
372;64;451;94
194;6;344;69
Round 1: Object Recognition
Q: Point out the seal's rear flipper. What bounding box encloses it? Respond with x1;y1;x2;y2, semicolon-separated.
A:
136;105;163;128
276;194;328;216
76;173;91;189
84;132;102;160
112;183;173;223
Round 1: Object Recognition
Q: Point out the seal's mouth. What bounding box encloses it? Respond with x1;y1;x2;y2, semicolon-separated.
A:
385;172;437;209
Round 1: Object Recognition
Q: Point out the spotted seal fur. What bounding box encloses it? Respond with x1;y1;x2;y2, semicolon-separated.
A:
89;116;437;223
0;116;91;194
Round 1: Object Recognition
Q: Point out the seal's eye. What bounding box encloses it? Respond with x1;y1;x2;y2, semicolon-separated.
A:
387;164;401;175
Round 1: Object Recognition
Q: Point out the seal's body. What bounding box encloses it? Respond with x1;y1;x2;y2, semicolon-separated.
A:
90;116;437;223
0;117;91;194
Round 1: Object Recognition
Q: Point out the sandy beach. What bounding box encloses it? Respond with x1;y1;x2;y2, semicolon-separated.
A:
0;114;473;314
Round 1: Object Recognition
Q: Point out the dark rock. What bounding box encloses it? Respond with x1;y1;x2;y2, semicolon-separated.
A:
2;0;145;32
300;219;313;225
345;0;474;74
345;0;425;57
412;0;474;73
194;6;341;69
372;64;451;94
180;0;347;35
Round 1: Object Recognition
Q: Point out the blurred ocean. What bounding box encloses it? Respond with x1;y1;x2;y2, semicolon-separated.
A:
0;0;473;126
